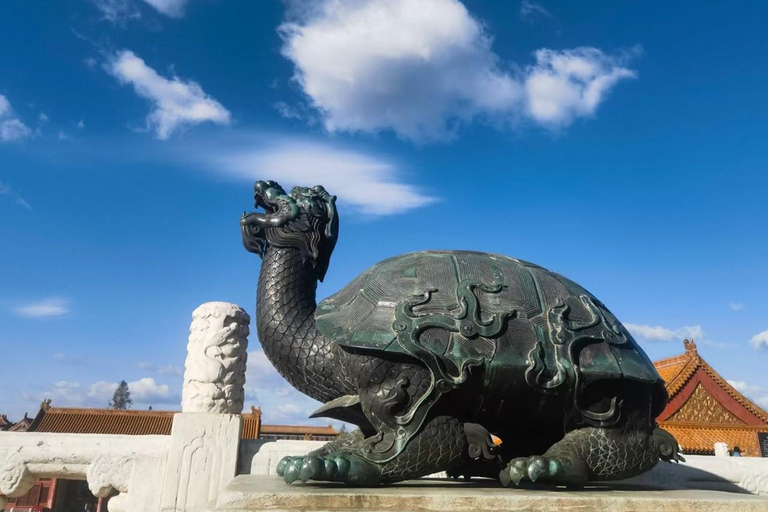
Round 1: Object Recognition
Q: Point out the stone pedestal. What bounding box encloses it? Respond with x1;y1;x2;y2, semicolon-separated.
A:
160;414;242;512
214;476;768;512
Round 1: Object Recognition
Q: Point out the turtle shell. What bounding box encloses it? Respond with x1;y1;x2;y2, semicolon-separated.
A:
316;251;663;391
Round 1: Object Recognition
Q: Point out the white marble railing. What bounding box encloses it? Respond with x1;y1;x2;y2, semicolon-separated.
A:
0;431;169;511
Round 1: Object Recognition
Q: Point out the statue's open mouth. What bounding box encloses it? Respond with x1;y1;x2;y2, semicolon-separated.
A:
243;181;300;229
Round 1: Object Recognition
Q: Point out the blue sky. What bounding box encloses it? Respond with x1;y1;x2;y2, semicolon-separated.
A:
1;0;767;425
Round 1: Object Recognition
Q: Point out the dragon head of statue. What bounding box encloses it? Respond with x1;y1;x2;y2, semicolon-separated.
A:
241;180;338;281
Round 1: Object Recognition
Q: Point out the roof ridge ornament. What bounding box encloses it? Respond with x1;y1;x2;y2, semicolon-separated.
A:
684;338;698;354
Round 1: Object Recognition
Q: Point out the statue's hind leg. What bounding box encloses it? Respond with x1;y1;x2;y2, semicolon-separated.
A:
501;426;683;486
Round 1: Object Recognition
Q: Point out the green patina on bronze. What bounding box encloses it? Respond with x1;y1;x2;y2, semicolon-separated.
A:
241;180;681;487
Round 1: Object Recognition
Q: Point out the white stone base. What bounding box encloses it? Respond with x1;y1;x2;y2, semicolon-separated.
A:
215;475;768;512
627;455;768;496
159;413;242;512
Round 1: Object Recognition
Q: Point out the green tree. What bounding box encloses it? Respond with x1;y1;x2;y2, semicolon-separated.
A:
109;380;133;410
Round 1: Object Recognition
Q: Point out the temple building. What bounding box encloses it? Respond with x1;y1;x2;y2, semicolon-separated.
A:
654;339;768;457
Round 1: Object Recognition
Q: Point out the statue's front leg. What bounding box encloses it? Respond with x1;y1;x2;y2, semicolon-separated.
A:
276;428;378;485
277;415;470;485
277;360;487;485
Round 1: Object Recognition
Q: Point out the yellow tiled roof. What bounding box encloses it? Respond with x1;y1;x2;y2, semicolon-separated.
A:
32;407;175;435
659;421;765;457
26;406;334;440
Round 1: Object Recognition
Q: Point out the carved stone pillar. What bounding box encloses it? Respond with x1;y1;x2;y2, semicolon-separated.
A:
182;302;250;414
160;302;250;511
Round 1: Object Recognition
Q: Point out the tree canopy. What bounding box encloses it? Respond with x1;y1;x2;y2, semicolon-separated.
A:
109;380;133;410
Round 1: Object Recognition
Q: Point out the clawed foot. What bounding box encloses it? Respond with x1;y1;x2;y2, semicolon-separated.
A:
653;427;686;463
276;452;380;486
500;455;587;487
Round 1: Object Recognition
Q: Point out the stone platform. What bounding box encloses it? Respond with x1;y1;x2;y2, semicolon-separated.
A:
215;476;768;512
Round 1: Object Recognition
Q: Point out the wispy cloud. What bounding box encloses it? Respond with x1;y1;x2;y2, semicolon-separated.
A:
626;323;731;349
520;1;551;23
52;353;92;366
204;136;437;216
728;302;745;311
137;361;184;376
751;329;768;350
141;0;188;18
280;0;637;141
13;297;70;318
91;0;141;22
25;377;178;410
105;50;230;139
0;181;32;209
91;0;188;21
90;377;172;403
727;379;768;410
0;94;32;143
244;349;327;425
625;323;704;342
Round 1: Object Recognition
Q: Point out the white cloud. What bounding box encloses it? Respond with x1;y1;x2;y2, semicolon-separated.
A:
45;381;86;404
0;181;32;209
210;138;436;216
524;47;636;127
126;377;171;400
520;1;551;22
0;94;32;142
244;349;330;424
0;119;32;142
626;323;733;349
21;377;177;411
247;349;280;379
92;0;189;20
751;329;768;350
728;302;745;311
88;377;173;404
279;0;636;141
0;94;9;116
727;380;768;410
141;0;188;17
106;50;231;139
13;297;69;318
728;380;762;394
625;323;705;342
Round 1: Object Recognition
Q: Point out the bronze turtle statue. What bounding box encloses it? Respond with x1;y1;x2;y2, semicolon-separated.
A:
241;180;682;487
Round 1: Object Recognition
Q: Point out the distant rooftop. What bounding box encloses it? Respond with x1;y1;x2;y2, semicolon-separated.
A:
3;403;338;441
